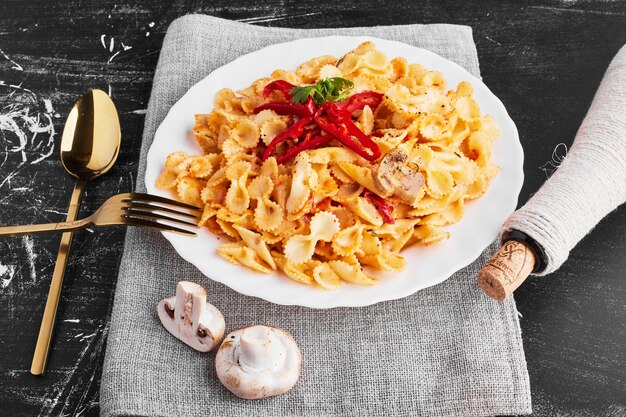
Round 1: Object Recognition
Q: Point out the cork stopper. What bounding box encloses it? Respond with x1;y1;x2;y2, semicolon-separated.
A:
477;240;536;301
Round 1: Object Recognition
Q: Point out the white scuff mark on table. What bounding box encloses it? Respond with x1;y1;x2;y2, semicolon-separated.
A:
485;36;502;46
100;34;133;64
22;235;37;281
78;332;97;342
237;11;323;24
107;51;121;64
539;142;568;178
0;262;16;289
64;318;80;323
0;47;23;71
45;208;66;215
148;21;155;28
0;78;57;191
107;84;112;97
130;108;146;114
528;5;625;16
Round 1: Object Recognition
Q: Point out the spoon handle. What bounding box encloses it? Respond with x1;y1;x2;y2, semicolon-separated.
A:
31;179;87;375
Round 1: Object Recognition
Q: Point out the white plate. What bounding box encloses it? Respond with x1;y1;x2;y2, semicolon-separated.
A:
145;36;523;309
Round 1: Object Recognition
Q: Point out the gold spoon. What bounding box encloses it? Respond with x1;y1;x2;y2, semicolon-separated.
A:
31;89;120;375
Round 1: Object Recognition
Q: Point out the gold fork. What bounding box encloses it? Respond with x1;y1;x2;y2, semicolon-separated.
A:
0;192;201;237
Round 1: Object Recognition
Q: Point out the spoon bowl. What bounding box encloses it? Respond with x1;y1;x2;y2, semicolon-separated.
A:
60;89;121;180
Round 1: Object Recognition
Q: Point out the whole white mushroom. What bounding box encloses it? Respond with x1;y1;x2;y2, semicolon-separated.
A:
157;281;225;352
216;325;301;399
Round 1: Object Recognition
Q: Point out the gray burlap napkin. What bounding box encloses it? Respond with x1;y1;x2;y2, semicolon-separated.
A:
100;15;531;417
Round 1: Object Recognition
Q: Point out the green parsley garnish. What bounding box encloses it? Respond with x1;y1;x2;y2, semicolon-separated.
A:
290;77;354;106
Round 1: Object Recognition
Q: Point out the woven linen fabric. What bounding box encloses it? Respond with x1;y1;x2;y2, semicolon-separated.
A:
100;15;531;417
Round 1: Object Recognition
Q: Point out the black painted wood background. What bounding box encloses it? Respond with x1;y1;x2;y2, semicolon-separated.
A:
0;1;625;416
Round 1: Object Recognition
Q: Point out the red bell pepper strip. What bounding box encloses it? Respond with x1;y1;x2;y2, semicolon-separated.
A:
262;116;312;160
363;191;395;224
263;80;296;99
275;134;333;164
336;91;383;114
314;102;381;161
254;96;316;118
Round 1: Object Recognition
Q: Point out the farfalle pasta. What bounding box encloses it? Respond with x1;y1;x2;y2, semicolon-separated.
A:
157;41;500;290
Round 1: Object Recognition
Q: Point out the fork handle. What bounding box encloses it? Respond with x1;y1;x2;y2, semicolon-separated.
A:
31;179;87;375
0;219;90;237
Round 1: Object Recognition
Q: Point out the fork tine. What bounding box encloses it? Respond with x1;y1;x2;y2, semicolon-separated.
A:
126;193;202;212
122;216;197;236
122;208;199;227
124;202;200;220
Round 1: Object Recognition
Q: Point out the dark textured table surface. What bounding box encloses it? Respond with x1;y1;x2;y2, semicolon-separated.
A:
0;1;625;416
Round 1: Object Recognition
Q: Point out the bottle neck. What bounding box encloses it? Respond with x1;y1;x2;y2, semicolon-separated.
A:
501;229;548;274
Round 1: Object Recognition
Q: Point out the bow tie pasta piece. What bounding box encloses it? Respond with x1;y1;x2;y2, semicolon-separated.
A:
358;228;406;271
286;152;312;215
312;263;342;290
201;183;228;207
332;223;364;257
376;218;420;240
419;197;465;227
414;225;450;246
221;137;246;164
253;109;280;127
359;252;406;272
382;228;415;254
295;55;338;83
198;206;218;227
217;243;273;274
419;113;453;142
270;69;302;85
259;118;288;147
271;252;316;285
231;119;260;148
456;97;481;123
216;209;253;238
232;225;276;270
273;218;307;240
371;129;407;155
225;160;251;215
260;157;279;179
318;64;342;79
272;173;291;211
344;197;383;227
248;175;284;232
332;182;364;203
409;185;464;217
213;88;237;109
309;164;338;197
314;241;339;261
307;147;360;165
328;260;378;286
176;177;205;207
328;205;357;229
284;211;340;264
336;161;379;194
155;151;192;189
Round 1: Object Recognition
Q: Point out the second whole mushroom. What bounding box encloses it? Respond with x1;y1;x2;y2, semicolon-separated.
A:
215;325;302;400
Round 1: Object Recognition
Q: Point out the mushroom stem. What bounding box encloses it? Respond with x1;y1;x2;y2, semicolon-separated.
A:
175;281;205;334
238;326;286;372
